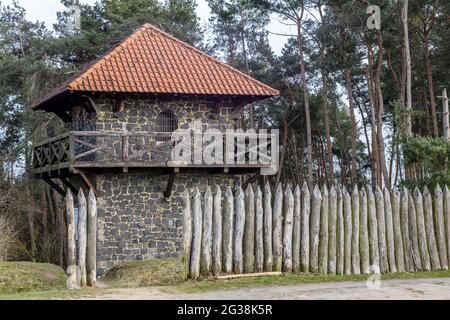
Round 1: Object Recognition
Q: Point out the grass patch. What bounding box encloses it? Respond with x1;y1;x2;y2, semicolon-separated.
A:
0;261;103;300
103;259;183;287
0;261;67;295
172;269;450;294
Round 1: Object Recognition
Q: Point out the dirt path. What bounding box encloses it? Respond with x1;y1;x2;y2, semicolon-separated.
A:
90;277;450;300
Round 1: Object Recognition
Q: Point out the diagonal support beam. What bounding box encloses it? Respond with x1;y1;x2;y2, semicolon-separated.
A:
164;169;179;198
242;173;260;190
73;168;99;197
60;177;78;195
42;175;66;197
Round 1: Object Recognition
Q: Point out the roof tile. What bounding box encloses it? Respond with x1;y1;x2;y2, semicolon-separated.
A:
33;24;279;109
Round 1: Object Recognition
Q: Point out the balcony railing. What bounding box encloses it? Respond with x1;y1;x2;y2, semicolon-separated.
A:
33;130;278;175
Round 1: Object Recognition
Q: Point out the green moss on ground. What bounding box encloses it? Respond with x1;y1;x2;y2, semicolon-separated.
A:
103;259;183;287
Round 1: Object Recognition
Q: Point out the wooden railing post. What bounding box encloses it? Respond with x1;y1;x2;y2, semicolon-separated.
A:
69;132;75;163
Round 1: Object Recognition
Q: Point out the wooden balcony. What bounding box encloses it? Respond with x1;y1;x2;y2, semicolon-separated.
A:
33;130;277;178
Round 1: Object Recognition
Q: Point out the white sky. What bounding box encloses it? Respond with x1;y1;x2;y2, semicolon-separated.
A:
2;0;292;55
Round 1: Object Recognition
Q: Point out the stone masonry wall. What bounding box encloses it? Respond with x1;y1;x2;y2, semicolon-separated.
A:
93;97;240;276
96;173;239;276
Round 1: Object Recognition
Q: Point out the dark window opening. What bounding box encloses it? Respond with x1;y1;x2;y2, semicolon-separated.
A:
156;110;178;141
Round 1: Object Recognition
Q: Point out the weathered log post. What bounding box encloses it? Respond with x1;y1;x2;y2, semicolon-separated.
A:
445;186;450;268
77;189;87;287
273;184;283;272
351;186;360;274
443;88;449;140
300;182;310;273
319;185;329;274
424;186;440;270
201;186;213;276
86;189;97;286
233;186;245;274
283;186;294;272
255;185;264;273
400;188;413;272
328;186;337;275
212;186;222;275
222;187;234;274
336;187;345;275
391;189;405;272
190;188;203;279
434;184;448;269
263;183;273;271
414;188;431;271
383;188;397;273
408;192;422;271
292;185;301;273
181;190;192;280
367;187;379;273
310;185;322;273
359;188;370;274
375;186;388;273
343;188;352;275
244;185;255;273
65;189;77;289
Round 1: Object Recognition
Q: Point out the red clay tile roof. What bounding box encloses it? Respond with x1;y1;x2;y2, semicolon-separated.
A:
33;24;279;109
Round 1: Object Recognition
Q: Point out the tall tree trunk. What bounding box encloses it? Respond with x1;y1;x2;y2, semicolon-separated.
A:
344;67;358;184
238;2;254;129
322;75;334;186
366;54;380;188
424;29;438;137
402;0;412;138
297;9;313;189
375;31;390;188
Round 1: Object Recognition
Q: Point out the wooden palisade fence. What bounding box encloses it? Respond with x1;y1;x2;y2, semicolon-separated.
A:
184;183;450;279
65;188;98;289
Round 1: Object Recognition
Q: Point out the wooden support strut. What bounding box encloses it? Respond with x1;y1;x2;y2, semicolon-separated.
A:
60;177;78;195
164;169;178;198
42;175;66;197
73;168;99;197
85;96;100;114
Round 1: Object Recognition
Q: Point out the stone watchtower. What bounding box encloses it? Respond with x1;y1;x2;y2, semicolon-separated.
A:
32;24;279;276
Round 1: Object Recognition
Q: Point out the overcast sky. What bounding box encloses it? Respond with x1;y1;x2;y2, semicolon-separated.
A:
2;0;292;55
